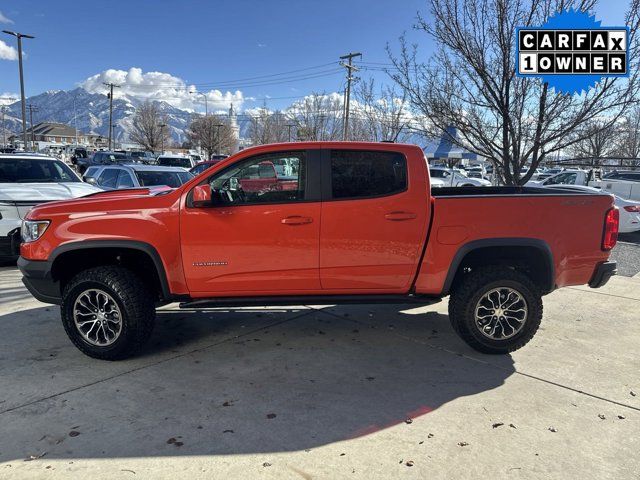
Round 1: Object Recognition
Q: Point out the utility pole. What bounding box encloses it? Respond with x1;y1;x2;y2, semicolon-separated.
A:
27;104;38;151
339;52;361;141
1;106;6;147
73;93;79;145
286;124;296;142
103;82;120;150
159;123;167;154
3;30;35;151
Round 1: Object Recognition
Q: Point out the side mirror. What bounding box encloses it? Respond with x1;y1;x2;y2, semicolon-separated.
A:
193;184;212;207
85;176;97;185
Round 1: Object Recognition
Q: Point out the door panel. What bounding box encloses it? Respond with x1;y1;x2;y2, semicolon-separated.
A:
180;149;321;295
181;203;321;294
320;149;430;292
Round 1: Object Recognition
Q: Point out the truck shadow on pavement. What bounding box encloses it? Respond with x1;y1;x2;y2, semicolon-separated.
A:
0;303;515;462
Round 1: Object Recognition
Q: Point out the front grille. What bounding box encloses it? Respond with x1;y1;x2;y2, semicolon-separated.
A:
9;227;21;256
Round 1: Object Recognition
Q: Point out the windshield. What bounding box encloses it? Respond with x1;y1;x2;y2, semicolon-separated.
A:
158;157;191;168
135;170;193;188
0;158;80;183
130;151;153;159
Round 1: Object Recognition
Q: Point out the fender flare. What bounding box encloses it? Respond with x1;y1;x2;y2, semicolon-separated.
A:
441;237;555;295
50;240;171;300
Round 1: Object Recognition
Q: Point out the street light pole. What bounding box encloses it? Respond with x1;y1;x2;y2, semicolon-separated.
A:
3;30;35;151
190;91;208;116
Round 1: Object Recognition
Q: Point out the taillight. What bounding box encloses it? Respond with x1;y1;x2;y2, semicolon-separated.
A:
623;205;640;213
602;207;619;251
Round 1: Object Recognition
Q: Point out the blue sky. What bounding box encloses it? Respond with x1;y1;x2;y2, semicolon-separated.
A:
0;0;632;112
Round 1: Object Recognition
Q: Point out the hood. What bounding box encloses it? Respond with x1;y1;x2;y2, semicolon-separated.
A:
25;185;178;220
0;182;103;220
0;182;102;202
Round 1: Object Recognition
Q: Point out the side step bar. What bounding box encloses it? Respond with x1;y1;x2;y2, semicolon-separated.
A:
179;294;442;309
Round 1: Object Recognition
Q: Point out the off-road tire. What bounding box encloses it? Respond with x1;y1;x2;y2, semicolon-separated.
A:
61;266;156;360
448;265;543;354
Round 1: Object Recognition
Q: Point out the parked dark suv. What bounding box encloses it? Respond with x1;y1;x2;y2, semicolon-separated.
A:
76;151;129;174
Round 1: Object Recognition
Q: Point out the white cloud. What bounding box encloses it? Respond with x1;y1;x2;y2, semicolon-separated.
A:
0;10;14;24
0;40;18;60
79;67;244;112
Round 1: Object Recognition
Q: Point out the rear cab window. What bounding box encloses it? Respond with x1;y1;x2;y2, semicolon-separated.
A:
329;150;407;199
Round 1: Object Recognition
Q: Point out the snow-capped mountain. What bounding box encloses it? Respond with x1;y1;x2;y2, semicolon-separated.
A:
1;88;195;144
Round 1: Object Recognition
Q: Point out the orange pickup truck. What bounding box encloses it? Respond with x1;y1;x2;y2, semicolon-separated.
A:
18;142;618;360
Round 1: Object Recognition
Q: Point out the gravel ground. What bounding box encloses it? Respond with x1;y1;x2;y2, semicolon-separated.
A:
611;231;640;277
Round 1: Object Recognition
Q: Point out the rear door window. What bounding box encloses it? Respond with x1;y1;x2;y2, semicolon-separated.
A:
98;168;120;188
330;150;407;199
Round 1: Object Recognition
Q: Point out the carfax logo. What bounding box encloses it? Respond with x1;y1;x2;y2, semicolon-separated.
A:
516;9;629;94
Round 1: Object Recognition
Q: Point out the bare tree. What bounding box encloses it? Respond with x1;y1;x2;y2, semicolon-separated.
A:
129;101;170;152
353;79;410;142
615;105;640;164
288;93;342;141
247;107;289;145
188;114;235;158
389;0;640;185
568;120;619;161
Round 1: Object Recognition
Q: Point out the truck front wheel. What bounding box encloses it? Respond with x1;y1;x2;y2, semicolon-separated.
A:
61;266;156;360
448;266;542;354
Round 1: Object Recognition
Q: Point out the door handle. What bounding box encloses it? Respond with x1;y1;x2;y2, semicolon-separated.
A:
384;211;417;221
281;216;313;225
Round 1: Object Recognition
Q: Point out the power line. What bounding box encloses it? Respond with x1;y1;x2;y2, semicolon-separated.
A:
188;61;339;85
112;62;340;89
123;68;344;91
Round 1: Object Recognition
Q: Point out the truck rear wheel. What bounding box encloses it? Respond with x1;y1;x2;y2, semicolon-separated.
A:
448;265;542;354
61;266;156;360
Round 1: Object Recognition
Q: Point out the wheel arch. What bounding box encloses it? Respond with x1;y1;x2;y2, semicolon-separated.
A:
442;238;555;296
50;240;171;302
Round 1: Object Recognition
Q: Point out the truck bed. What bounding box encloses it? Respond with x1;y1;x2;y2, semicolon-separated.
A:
415;184;614;295
431;186;600;197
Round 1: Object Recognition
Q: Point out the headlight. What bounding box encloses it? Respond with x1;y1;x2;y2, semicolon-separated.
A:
21;220;50;243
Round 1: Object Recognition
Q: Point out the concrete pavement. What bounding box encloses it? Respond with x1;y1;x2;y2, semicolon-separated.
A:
0;266;638;479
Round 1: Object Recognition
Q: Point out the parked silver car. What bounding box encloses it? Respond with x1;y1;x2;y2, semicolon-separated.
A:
83;164;193;190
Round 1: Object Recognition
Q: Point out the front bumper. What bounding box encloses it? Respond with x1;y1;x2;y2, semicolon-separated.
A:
17;256;61;304
588;261;617;289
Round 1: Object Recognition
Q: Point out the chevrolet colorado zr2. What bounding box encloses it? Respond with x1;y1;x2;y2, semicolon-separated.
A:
17;142;618;360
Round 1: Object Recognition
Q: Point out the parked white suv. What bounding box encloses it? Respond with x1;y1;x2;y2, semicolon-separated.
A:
0;155;101;260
